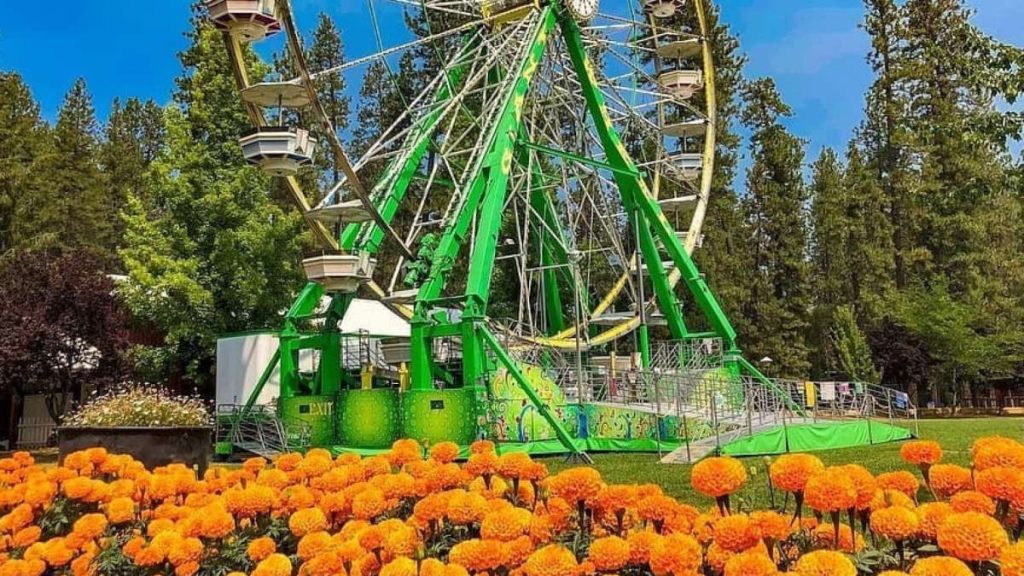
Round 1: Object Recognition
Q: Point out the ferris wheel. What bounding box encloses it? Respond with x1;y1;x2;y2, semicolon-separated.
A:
207;0;737;394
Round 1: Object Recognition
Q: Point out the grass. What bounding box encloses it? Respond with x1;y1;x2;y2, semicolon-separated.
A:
542;418;1024;509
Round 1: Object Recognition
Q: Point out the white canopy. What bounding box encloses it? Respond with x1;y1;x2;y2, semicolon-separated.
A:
338;298;410;339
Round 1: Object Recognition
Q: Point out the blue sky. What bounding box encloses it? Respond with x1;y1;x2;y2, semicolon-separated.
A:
1;0;1021;164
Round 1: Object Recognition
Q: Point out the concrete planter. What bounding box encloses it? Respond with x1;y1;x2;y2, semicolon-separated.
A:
58;427;213;475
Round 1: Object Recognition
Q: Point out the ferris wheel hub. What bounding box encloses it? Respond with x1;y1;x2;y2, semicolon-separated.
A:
565;0;600;22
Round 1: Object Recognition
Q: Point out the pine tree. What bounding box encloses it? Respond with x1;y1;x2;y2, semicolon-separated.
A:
101;97;166;255
842;143;893;322
0;72;50;254
858;0;914;290
808;148;848;309
740;78;811;377
31;79;113;259
307;13;350;185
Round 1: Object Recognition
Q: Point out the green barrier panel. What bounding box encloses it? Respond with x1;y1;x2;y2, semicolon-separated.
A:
402;388;478;445
721;420;914;457
337;389;401;449
278;395;336;448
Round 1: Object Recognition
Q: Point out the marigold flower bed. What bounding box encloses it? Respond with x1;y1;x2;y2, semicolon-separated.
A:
2;436;1024;575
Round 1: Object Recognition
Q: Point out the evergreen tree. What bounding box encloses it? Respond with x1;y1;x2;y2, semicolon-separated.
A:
808;148;848;309
120;5;306;392
0;72;50;254
30;79;113;259
307;13;350;185
740;78;811;377
842;144;894;322
101;97;166;254
826;305;880;383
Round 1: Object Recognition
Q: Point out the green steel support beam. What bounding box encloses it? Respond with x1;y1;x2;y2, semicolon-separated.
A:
279;282;326;398
519;139;642;179
341;39;475;254
410;9;555;390
479;325;589;461
558;12;737;350
221;348;282;455
528;164;568;334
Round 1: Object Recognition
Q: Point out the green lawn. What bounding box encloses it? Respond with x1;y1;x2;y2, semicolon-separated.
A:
543;418;1024;509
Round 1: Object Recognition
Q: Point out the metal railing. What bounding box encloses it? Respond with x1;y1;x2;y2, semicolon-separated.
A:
216;404;310;458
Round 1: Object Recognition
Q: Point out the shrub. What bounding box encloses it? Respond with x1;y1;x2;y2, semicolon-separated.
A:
62;385;210;428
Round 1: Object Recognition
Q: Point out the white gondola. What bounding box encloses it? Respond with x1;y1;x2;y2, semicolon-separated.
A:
659;69;704;100
658;195;699;213
239;127;316;176
206;0;280;43
657;38;702;60
643;0;685;19
240;81;311;108
666;152;702;182
662;119;708;139
308;200;373;225
302;253;376;293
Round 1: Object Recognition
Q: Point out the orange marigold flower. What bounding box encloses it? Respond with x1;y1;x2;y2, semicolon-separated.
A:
389;439;423;467
973;437;1024;471
430;442;461;464
503;535;535;568
1001;541;1024;576
252;553;292;576
470;440;496;454
449;539;507;573
523;544;578;576
247;537;277;563
876;471;920;499
43;538;76;567
198;508;235;539
927;464;972;498
548;468;604;505
447;490;489;525
751;510;791;542
167;537;204;566
465;451;500;479
637;494;678;524
588;536;631;572
793;550;856;576
936;512;1007;562
949;491;996;515
626;530;660;565
72;513;108;540
106;496;136;525
481;508;532;542
497;453;534;480
289;507;328;538
840;464;877;510
914;502;953;540
870;506;919;541
976;466;1024;504
12;525;42;549
413;491;450;524
908;556;972;576
805;468;857;513
769;454;824;493
297;531;335;561
713;514;760;552
723;550;779;576
380;557;418;576
691;457;747;499
648;533;701;576
384;524;421;559
353;487;392;521
901;441;943;466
